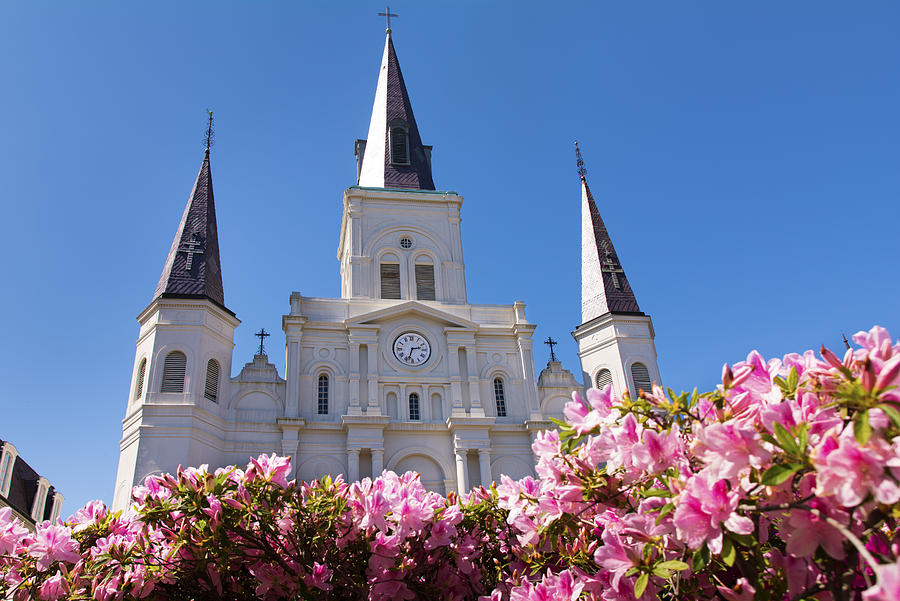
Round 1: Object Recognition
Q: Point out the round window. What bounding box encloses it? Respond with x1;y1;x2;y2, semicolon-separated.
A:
399;236;413;249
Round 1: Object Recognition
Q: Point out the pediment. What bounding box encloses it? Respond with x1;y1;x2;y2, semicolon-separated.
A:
345;301;477;330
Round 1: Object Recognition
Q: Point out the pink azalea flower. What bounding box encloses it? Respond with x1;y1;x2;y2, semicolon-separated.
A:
38;571;67;600
693;418;771;481
303;562;333;591
0;507;29;555
28;522;81;571
863;559;900;601
673;473;753;553
813;432;900;507
563;396;603;435
593;529;640;589
716;577;755;601
247;454;292;488
780;499;847;559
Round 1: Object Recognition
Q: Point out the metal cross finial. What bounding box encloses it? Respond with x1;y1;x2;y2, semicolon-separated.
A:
544;337;558;362
204;109;215;152
575;140;587;179
378;6;398;31
254;328;270;356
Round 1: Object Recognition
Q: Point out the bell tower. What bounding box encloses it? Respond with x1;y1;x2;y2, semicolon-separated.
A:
112;127;240;510
572;143;661;399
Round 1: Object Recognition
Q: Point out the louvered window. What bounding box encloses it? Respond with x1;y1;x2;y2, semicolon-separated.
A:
204;359;220;402
415;264;435;300
390;126;409;164
409;393;420;421
134;358;147;400
380;263;401;299
161;352;187;393
317;375;329;415
595;369;613;392
494;378;506;417
630;363;652;395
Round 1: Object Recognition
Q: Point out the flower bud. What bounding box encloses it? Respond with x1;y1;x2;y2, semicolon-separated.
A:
820;346;844;370
722;363;734;388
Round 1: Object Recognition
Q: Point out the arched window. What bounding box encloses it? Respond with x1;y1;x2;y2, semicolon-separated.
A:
204;359;220;402
161;351;186;393
493;378;507;417
630;362;652;395
317;375;329;415
408;393;420;421
134;358;147;400
390;125;409;165
595;369;613;392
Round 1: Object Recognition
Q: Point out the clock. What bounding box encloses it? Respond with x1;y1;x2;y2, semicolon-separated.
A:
393;332;431;366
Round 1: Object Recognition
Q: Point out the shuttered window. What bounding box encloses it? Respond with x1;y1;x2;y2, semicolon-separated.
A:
390;126;409;164
317;375;329;415
134;358;147;400
161;351;186;393
409;393;420;421
595;369;613;392
380;263;401;299
204;359;220;402
494;378;506;417
630;363;652;395
415;264;435;300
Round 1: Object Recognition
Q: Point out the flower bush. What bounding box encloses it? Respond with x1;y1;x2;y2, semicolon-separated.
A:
3;326;900;600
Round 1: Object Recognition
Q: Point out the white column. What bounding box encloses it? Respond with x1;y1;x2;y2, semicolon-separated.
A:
455;450;468;495
448;344;464;415
347;449;360;482
466;345;484;416
284;331;303;417
517;334;541;418
478;450;492;488
372;450;384;477
400;384;408;421
348;343;361;415
367;344;379;414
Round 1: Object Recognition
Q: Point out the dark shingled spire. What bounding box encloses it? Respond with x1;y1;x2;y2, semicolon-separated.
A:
579;144;642;322
358;31;435;190
153;149;227;311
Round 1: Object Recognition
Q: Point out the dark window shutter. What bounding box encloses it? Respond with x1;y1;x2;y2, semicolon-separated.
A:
161;352;186;393
134;359;147;400
381;263;401;299
415;264;435;300
595;369;613;392
390;127;409;164
204;359;220;402
630;363;652;395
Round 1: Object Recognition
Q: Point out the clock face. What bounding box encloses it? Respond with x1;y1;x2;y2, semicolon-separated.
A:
393;332;431;366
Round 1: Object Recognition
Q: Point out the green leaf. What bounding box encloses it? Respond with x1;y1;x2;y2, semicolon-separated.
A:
655;503;675;524
634;573;649;598
761;463;803;486
548;417;568;429
651;567;671;579
854;410;872;445
720;537;736;566
787;367;799;392
641;488;673;498
878;403;900;429
692;545;710;571
773;422;799;455
656;560;689;571
796;423;809;453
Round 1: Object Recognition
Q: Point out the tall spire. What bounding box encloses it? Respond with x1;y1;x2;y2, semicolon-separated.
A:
153;136;227;311
357;30;435;190
578;142;641;324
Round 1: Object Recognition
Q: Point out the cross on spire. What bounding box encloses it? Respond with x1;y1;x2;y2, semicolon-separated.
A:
204;109;214;152
254;328;270;356
378;5;398;32
179;230;203;271
544;337;558;362
575;140;587;179
601;254;625;289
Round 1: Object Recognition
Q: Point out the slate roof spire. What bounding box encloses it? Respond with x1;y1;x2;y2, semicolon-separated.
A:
153;146;228;311
357;29;435;190
578;142;642;324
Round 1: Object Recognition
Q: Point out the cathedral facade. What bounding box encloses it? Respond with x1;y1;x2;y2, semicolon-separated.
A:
112;30;661;510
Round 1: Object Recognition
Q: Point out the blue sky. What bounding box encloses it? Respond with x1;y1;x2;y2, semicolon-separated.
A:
1;1;897;516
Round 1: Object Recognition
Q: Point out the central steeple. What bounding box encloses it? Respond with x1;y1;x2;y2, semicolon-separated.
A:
356;30;435;190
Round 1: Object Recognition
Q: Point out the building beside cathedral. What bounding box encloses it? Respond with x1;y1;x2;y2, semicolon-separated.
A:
112;30;661;510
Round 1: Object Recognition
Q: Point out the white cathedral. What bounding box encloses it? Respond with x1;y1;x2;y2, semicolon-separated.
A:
111;30;662;510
